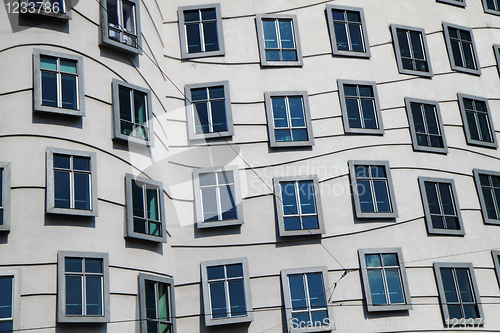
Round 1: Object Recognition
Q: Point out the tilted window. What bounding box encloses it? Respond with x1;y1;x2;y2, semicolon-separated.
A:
326;4;370;58
0;163;11;233
33;49;85;116
256;14;303;66
46;148;98;217
57;251;110;323
437;0;466;7
338;80;383;135
178;4;225;59
433;262;484;326
273;176;325;237
193;166;243;229
99;0;142;55
473;169;500;225
264;91;314;147
112;79;154;145
348;160;398;219
200;258;253;326
492;250;500;287
390;25;433;77
482;0;500;15
0;271;20;333
281;266;335;332
184;81;234;140
443;23;480;75
139;274;176;333
405;98;448;153
418;177;464;236
359;248;412;312
494;44;500;78
125;174;166;242
457;94;498;148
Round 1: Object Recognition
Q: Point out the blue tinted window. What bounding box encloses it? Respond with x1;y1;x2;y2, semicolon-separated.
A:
184;8;219;54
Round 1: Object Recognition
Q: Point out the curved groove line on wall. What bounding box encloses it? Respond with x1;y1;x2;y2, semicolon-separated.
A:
140;0;165;48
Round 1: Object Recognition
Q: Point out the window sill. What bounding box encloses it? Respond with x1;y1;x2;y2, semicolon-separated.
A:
100;38;142;56
197;219;243;229
367;304;412;312
47;207;98;217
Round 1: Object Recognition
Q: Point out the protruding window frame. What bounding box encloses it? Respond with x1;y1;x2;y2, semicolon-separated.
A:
436;0;466;7
442;22;481;75
482;0;500;15
46;147;98;217
358;248;413;312
57;251;110;323
255;13;303;67
457;93;498;148
0;163;11;233
193;165;244;229
200;257;253;326
264;91;314;148
125;173;167;243
138;273;176;333
177;3;225;59
325;4;370;58
112;79;154;146
184;81;234;140
390;24;433;77
473;169;500;225
0;270;21;332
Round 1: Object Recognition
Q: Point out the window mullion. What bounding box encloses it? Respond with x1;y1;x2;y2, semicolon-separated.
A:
368;177;378;212
275;20;283;60
285;97;293;134
224;268;231;317
344;17;353;51
434;183;445;221
420;104;432;145
406;31;417;70
452;268;466;318
82;262;87;316
199;12;206;53
357;87;365;128
458;36;467;69
302;274;313;322
118;0;124;42
69;157;75;209
154;282;159;321
207;88;214;133
129;89;135;128
215;175;223;221
142;184;148;233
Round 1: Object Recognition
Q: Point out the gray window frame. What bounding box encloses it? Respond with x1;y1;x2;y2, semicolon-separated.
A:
473;169;500;225
437;0;466;7
494;44;500;78
457;93;498;148
19;0;71;20
184;81;234;140
325;4;370;58
0;163;11;233
390;24;433;77
280;266;335;332
404;97;448;154
99;0;142;56
0;270;21;332
273;175;325;237
46;147;98;217
264;91;314;148
433;262;484;326
192;165;244;229
177;3;225;59
125;173;166;242
111;79;154;146
255;13;303;67
57;251;110;323
492;250;500;287
337;80;384;135
482;0;500;15
348;160;398;219
33;49;85;116
138;273;176;333
442;22;481;75
358;248;412;312
200;257;253;326
418;177;465;236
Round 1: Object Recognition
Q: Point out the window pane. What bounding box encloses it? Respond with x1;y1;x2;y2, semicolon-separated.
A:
201;8;216;20
119;87;132;122
450;40;463;67
73;157;90;171
425;182;441;214
207;266;224;280
302;216;319;229
358;180;374;212
199;173;216;186
367;270;387;305
477;114;492;142
186;24;202;53
288;275;307;310
0;321;13;333
298;181;316;214
158;283;170;321
365;254;381;267
410;32;424;60
373;180;391;212
346;98;362;128
54;154;70;169
107;0;119;26
146;188;158;221
191;88;207;101
272;97;288;128
203;22;219;52
361;99;377;129
132;181;144;218
278;20;295;49
455;269;474;303
41;71;58;107
438;183;455;215
462;43;475;69
54;171;71;208
184;10;199;22
440;268;459;302
228;280;247;316
217;171;234;185
147;321;158;333
397;30;411;58
385;269;404;304
122;2;135;33
424;105;439;134
448;304;463;319
210;100;228;132
289;97;305;127
411;103;426;136
344;85;357;96
209;282;227;318
85;259;102;274
332;10;345;21
66;275;83;315
358;86;372;98
263;20;278;49
145;281;156;319
482;188;498;219
282;49;297;62
0;169;3;209
382;254;398;266
220;185;237;220
275;129;291;142
86;276;103;316
349;23;364;52
466;112;480;140
334;22;349;51
226;264;243;278
65;258;82;273
201;188;218;222
194;102;209;133
59;59;77;74
0;277;12;319
284;217;301;230
40;56;57;70
281;182;298;215
74;173;91;210
134;92;147;126
307;273;326;308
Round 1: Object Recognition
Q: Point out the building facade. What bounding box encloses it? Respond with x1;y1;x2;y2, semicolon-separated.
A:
1;0;500;332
